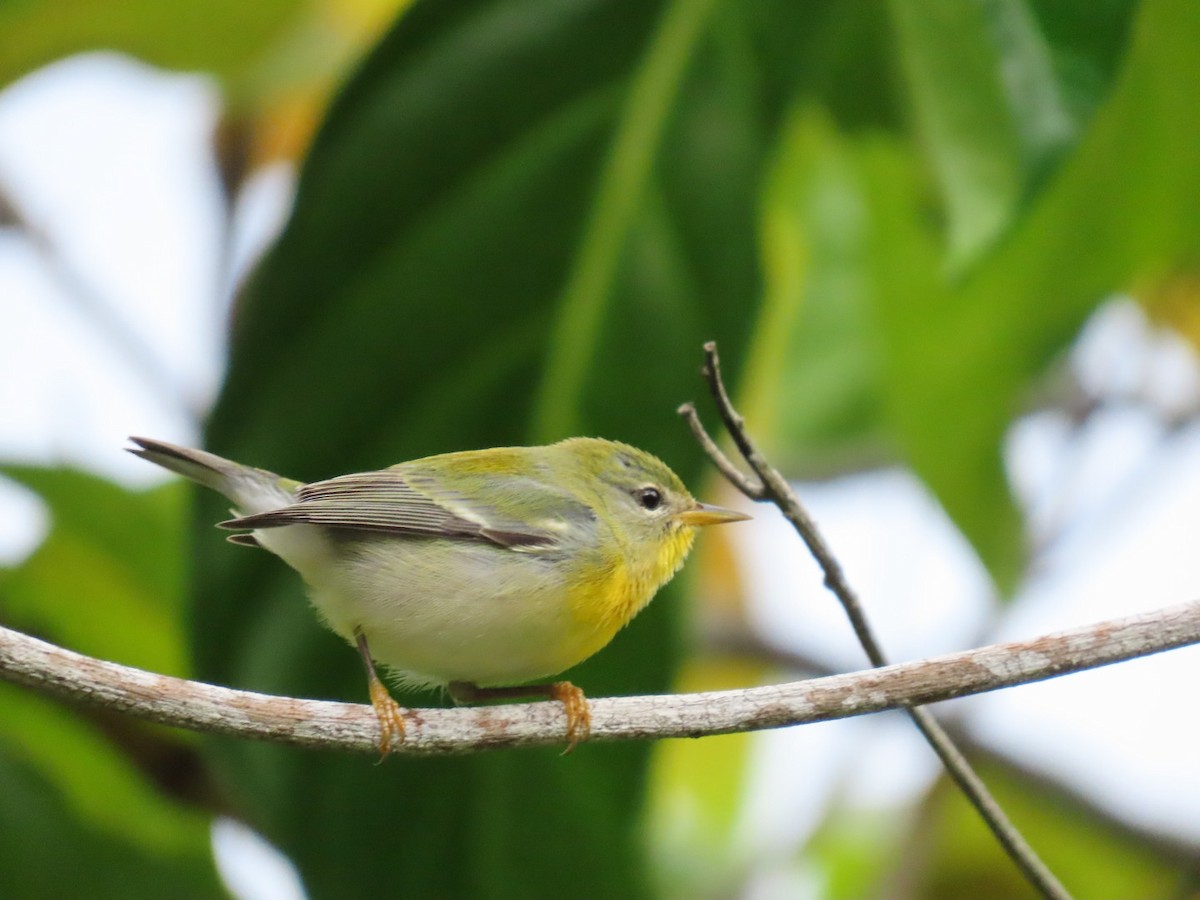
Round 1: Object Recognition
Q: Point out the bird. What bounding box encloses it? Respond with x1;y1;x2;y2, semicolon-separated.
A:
128;436;749;753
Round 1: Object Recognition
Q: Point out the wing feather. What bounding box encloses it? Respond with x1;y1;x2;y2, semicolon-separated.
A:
217;469;568;549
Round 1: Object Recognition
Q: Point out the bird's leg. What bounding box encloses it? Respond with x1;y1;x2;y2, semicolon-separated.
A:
354;627;406;758
448;680;591;753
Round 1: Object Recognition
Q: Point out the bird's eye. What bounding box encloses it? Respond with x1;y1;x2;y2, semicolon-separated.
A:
636;487;663;511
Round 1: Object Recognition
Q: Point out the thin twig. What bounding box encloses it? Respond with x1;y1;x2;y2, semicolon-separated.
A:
681;340;1073;900
2;600;1197;755
678;402;765;498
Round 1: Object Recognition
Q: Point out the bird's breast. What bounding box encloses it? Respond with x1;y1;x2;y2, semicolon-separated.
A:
565;525;694;642
305;536;618;686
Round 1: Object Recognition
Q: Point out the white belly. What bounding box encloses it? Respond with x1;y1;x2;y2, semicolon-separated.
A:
280;531;589;689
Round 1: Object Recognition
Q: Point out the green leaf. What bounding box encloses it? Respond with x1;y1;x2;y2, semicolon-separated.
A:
194;0;768;897
859;0;1200;590
531;0;721;440
921;763;1184;899
0;0;301;89
0;685;210;859
889;0;1080;265
807;802;911;900
741;108;891;474
0;468;214;887
646;658;763;899
1026;0;1139;126
0;467;188;675
0;749;222;899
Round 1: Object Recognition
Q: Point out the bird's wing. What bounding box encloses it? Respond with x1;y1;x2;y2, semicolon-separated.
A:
218;466;592;550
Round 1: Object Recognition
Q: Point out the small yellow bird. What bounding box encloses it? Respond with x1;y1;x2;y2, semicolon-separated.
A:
129;436;749;752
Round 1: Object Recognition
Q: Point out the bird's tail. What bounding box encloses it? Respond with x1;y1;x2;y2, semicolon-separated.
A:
127;437;298;516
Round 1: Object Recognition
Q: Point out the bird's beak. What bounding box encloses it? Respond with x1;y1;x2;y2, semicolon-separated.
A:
675;502;752;527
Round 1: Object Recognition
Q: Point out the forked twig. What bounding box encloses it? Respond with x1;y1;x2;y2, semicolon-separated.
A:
679;341;1072;900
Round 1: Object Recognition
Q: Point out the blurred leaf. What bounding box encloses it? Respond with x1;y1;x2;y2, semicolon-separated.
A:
645;503;762;899
802;754;1189;900
1139;267;1200;352
919;764;1184;900
195;0;769;897
0;468;214;885
854;134;1028;591
889;0;1078;265
807;803;911;900
0;685;209;858
529;0;723;440
0;0;414;168
0;467;188;675
861;0;1200;591
0;750;222;900
222;0;416;163
745;0;899;136
0;0;301;89
711;0;1143;583
647;657;760;900
742;108;890;474
1026;0;1139;126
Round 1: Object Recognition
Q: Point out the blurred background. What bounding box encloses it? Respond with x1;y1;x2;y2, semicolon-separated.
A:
2;1;1199;897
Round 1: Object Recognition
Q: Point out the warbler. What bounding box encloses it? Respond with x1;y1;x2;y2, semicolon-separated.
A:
129;436;749;752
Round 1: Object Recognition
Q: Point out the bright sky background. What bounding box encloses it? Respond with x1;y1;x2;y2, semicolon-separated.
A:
2;53;1197;898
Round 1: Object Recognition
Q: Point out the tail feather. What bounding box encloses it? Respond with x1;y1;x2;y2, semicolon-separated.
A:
127;437;298;515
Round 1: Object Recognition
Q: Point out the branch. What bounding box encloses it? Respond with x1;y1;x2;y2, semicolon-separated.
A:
2;600;1197;754
705;624;1200;866
680;341;1072;899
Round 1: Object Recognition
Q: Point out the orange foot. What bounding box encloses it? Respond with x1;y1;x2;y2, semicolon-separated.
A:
355;626;406;759
549;681;590;754
448;679;592;753
368;675;407;757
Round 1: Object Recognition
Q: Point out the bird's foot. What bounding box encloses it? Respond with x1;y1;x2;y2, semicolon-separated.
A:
368;675;407;758
355;626;406;760
448;679;592;753
549;681;590;754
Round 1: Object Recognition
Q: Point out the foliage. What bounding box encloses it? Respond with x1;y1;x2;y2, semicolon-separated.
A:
0;470;217;896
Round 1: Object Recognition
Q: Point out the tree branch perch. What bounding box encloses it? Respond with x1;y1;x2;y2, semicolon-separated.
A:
2;599;1197;755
